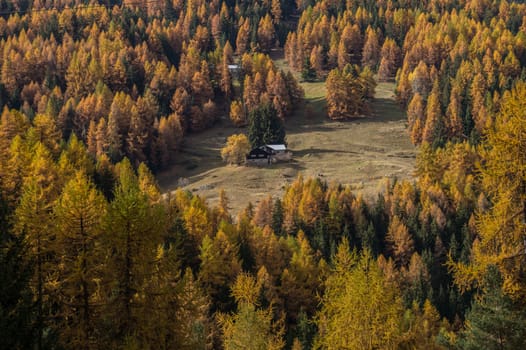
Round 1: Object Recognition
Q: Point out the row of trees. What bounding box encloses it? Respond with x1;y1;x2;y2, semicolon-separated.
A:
230;52;304;126
396;7;526;146
284;2;406;81
0;0;304;172
285;0;526;146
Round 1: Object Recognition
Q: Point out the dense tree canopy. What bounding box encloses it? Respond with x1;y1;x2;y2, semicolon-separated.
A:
0;0;302;173
1;0;526;349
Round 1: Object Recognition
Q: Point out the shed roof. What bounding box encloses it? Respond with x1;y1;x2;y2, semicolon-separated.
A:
265;144;287;151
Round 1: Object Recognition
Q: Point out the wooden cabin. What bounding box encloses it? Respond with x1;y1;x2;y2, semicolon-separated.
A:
246;147;271;165
260;144;292;162
246;144;292;165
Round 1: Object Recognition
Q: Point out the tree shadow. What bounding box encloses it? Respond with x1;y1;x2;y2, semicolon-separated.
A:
293;148;361;157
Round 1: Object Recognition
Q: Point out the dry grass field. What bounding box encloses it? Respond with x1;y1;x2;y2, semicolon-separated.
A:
157;58;416;215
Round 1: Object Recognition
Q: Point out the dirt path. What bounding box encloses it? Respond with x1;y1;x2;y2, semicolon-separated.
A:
157;59;415;215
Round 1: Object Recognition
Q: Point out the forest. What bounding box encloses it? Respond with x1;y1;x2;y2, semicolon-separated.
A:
0;0;526;349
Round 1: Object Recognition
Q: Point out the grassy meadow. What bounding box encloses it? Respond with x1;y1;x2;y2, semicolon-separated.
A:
157;54;416;214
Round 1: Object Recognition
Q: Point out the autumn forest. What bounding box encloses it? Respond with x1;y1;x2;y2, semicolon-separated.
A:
1;0;526;349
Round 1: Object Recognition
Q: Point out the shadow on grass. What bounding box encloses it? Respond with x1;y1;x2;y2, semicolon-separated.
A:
287;97;327;127
288;96;405;131
293;148;361;157
371;98;406;122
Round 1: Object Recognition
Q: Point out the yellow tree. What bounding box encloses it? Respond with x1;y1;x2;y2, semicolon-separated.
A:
236;17;250;55
53;171;107;349
452;82;526;299
326;65;373;119
446;86;464;139
407;93;425;144
280;231;325;322
220;56;232;99
31;113;61;157
221;133;251;165
361;26;380;70
271;0;282;23
310;45;324;77
326;68;350;119
298;178;324;227
0;108;30;172
282;176;304;234
2;136;31;205
386;216;415;267
378;38;400;81
258;14;275;52
15;177;57;350
249;225;291;283
101;159;165;346
172;268;212;350
422;81;442;144
315;240;403;349
137;162;161;203
15;143;61;349
183;195;214;247
199;230;242;310
253;196;274;228
400;299;445;349
213;189;232;226
218;273;284;350
230;100;247;127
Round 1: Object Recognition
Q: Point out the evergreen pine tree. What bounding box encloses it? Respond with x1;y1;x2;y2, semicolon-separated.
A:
455;266;526;350
272;198;284;236
247;104;286;148
301;57;316;82
0;190;34;350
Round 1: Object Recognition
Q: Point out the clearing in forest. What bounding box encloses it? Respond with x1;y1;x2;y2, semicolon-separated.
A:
157;60;416;214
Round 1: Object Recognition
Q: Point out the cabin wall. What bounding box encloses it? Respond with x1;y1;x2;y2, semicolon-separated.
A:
247;158;270;166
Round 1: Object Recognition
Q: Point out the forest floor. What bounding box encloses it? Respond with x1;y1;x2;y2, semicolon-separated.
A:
157;53;416;215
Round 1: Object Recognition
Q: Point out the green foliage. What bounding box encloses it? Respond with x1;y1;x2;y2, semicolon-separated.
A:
0;191;34;350
101;158;165;346
172;268;211;350
294;310;316;350
247;104;286;148
271;198;284;236
454;266;526;350
301;57;317;82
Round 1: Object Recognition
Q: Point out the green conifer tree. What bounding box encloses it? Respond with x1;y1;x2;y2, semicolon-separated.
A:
455;266;526;350
248;104;285;148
